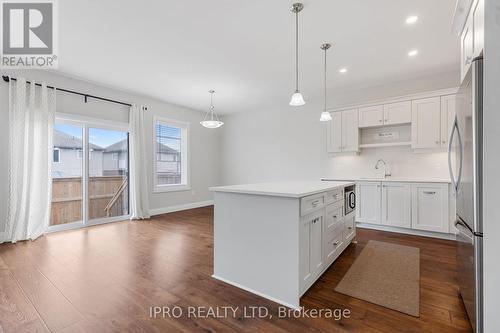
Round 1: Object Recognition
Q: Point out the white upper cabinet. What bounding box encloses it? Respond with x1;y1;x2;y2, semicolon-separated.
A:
440;95;457;148
411;183;449;233
411;97;442;149
381;182;411;228
460;0;484;81
327;109;359;153
359;105;384;128
356;181;381;224
383;101;412;125
327;111;343;153
342;109;359;152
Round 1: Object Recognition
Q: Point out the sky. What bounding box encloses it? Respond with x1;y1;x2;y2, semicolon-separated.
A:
55;124;127;148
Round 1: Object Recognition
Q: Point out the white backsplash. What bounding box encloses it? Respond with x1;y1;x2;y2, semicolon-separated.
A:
324;146;450;180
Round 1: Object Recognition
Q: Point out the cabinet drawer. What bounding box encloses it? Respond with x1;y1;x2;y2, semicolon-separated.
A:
325;204;344;238
300;193;325;216
325;232;344;263
325;188;343;204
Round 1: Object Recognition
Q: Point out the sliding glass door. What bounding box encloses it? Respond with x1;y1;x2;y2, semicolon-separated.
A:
88;128;129;220
49;119;130;231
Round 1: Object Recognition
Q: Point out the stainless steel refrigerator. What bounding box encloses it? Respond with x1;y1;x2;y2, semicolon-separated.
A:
449;57;483;333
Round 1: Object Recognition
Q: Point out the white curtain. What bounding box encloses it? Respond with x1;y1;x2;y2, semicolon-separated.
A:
3;78;55;243
129;104;150;219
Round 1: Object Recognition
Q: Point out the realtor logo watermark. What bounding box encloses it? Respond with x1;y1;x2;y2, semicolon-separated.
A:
1;0;58;68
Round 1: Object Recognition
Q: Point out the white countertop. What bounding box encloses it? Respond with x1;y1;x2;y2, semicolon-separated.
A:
210;181;354;198
322;177;451;183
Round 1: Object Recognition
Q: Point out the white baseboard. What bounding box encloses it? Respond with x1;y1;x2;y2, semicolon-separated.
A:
211;274;300;310
356;222;457;240
149;200;214;216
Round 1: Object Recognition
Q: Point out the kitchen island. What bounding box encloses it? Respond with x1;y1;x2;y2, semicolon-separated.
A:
210;181;355;308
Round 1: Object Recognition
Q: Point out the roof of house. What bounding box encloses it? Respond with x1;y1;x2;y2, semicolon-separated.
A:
54;130;103;150
102;139;178;154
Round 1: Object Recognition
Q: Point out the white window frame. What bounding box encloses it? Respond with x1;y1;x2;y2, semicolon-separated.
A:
112;152;119;160
153;116;190;193
53;148;61;163
76;149;83;159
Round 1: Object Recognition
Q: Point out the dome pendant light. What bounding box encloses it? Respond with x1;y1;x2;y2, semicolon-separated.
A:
289;3;305;106
200;90;224;129
319;43;332;121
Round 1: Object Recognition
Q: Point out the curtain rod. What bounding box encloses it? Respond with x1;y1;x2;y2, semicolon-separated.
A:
2;75;133;108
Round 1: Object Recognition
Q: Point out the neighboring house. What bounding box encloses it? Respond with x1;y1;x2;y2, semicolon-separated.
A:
103;139;129;176
53;132;180;184
156;141;182;184
52;130;104;178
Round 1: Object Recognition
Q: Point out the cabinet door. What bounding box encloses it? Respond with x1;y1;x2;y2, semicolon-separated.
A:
359;105;384;128
461;14;474;81
342;109;359;152
383;101;411;125
411;97;441;149
327;112;342;153
472;0;484;58
381;182;411;228
299;210;324;291
440;95;457;148
355;182;381;224
411;183;449;233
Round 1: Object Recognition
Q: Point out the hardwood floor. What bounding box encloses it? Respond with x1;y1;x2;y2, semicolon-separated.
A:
0;206;472;333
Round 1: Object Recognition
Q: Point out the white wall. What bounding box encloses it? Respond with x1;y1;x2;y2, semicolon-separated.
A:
0;69;222;223
220;72;459;185
483;0;500;331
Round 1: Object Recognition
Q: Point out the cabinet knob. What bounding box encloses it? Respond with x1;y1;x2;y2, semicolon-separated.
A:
442;140;446;144
379;119;382;123
348;226;353;230
435;140;440;144
333;215;338;219
333;241;340;246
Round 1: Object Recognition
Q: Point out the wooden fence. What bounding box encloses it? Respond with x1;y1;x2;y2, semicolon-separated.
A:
51;176;128;226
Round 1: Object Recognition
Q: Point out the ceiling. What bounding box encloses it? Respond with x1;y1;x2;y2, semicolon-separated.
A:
56;0;460;114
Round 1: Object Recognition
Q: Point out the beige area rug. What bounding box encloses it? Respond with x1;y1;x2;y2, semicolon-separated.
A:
334;240;420;317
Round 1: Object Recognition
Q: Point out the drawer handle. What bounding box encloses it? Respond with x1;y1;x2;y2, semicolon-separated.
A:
311;200;320;207
333;241;340;246
348;226;353;230
423;191;436;195
333;215;338;219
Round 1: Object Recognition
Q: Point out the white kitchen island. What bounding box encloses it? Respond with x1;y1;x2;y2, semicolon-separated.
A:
210;181;355;308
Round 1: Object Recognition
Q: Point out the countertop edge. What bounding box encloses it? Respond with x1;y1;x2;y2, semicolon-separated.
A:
321;178;452;184
210;182;355;198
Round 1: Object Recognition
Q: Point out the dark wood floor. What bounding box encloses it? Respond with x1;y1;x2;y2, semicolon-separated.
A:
0;206;472;333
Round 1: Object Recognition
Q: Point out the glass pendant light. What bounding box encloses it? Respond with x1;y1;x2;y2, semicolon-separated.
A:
289;3;305;106
319;43;332;121
200;90;224;129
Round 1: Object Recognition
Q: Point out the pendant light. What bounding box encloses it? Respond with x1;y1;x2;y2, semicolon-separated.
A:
319;43;332;121
289;3;305;106
200;90;224;129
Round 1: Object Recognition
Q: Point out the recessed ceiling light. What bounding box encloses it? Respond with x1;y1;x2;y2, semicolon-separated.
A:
339;68;348;73
408;49;418;57
406;15;418;25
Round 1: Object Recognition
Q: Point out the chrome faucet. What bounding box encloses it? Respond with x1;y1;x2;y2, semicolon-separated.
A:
375;159;391;178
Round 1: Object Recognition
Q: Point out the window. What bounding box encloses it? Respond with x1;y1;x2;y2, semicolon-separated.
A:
53;148;60;163
112;152;119;160
154;117;189;192
76;149;83;159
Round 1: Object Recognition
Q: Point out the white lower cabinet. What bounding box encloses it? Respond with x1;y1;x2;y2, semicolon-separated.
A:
356;181;381;224
381;182;411;228
355;181;450;235
299;209;324;291
411;183;449;233
299;188;356;295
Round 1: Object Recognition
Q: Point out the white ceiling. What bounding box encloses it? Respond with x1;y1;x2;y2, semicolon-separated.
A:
57;0;460;114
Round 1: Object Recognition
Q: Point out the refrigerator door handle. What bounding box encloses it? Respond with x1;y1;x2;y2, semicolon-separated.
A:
448;116;463;193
